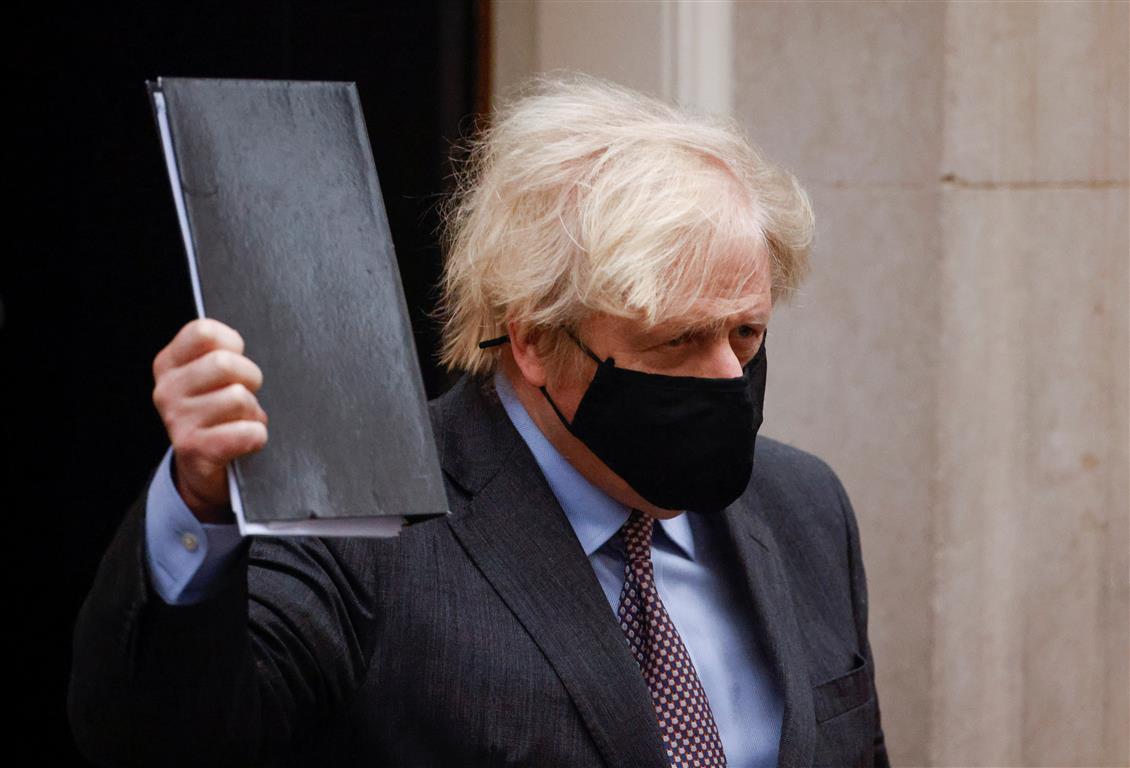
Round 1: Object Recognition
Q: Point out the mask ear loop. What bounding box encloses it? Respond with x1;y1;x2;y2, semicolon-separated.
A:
476;326;606;361
476;326;606;430
477;335;509;349
539;384;573;427
541;326;606;430
563;327;607;366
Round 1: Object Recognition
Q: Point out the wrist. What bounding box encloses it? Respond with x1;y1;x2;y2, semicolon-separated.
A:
171;455;236;525
185;494;236;525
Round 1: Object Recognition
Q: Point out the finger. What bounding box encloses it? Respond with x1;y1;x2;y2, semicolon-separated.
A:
154;318;245;379
178;383;268;430
180;420;269;466
166;348;265;398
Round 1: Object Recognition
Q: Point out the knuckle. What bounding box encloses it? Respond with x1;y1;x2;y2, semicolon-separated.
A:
247;361;264;390
238;386;259;412
223;424;249;454
169;423;190;451
225;383;255;410
164;398;185;426
245;422;269;450
204;318;243;353
209;348;234;377
190;318;217;344
152;380;175;413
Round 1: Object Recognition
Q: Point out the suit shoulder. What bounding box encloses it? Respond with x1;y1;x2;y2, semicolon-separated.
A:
426;374;495;425
751;435;847;506
745;435;857;551
425;375;459;425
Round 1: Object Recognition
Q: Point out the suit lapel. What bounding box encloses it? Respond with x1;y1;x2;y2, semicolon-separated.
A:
718;488;817;768
435;376;668;768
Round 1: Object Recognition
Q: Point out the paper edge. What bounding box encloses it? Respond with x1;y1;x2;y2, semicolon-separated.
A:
239;514;408;537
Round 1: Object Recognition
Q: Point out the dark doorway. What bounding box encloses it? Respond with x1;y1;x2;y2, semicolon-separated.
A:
12;2;487;762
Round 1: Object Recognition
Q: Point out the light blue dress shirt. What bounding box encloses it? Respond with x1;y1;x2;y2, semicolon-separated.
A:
144;370;782;766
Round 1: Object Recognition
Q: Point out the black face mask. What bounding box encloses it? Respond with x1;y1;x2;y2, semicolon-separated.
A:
483;330;765;513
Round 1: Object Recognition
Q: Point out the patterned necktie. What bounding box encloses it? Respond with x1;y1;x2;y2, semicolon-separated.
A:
616;510;728;767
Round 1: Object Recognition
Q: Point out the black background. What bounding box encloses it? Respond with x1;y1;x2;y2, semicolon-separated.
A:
9;2;484;761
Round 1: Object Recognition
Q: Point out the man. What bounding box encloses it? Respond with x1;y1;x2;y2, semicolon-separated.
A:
69;76;888;767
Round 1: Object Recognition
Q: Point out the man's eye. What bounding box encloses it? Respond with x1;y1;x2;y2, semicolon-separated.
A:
666;334;692;347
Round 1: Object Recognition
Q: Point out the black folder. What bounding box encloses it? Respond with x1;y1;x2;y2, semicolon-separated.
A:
148;77;448;537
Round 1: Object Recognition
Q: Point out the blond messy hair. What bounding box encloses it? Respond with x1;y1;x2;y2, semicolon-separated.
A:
437;73;813;379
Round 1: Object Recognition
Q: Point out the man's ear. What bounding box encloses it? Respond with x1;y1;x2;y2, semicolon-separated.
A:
506;320;549;388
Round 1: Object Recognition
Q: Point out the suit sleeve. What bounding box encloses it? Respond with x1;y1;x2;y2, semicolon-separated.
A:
833;476;890;768
67;470;383;767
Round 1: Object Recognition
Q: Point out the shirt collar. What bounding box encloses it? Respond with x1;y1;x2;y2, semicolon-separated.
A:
492;368;696;561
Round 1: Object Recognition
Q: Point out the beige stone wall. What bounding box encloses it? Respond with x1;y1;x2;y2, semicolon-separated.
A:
932;3;1128;764
493;1;1129;764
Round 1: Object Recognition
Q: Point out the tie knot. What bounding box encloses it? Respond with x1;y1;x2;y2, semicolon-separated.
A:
621;509;655;564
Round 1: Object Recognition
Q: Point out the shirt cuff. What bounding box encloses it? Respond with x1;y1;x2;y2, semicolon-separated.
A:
144;447;246;605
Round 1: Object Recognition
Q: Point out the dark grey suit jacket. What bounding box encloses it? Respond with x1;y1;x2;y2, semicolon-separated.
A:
69;374;888;767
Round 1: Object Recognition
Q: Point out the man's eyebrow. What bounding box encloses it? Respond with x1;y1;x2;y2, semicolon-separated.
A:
704;308;771;328
645;312;770;338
